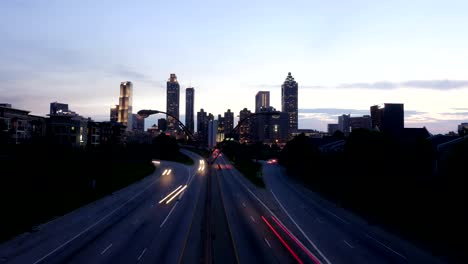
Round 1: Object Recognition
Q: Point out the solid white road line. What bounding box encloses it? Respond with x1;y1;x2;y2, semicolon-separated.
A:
270;189;332;264
137;248;147;261
343;240;354;249
100;243;113;255
365;234;407;260
264;238;272;248
32;179;158;264
220;154;329;264
160;202;179;228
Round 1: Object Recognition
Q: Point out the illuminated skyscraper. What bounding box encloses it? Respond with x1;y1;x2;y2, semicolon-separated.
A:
255;91;270;113
118;81;133;131
281;72;298;134
185;87;195;134
166;74;180;131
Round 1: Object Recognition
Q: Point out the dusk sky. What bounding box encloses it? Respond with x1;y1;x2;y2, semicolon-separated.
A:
2;0;468;134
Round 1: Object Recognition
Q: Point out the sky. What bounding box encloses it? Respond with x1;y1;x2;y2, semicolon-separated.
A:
1;0;468;134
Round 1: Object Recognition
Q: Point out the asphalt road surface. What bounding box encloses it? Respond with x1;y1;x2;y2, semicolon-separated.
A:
0;150;206;264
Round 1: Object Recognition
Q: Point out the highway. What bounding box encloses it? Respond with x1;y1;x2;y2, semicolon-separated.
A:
0;150;207;264
214;154;445;264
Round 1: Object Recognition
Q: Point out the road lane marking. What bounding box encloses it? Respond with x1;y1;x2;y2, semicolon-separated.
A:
242;202;246;208
264;238;271;248
365;234;407;260
222;157;327;264
250;216;256;223
137;248;147;261
262;216;304;264
32;179;158;264
343;240;354;249
100;243;113;255
160;202;179;228
270;190;331;264
316;218;323;223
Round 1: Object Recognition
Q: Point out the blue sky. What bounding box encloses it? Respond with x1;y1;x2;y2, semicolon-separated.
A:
2;0;468;134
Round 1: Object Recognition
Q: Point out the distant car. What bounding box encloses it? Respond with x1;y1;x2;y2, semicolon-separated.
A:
266;159;278;164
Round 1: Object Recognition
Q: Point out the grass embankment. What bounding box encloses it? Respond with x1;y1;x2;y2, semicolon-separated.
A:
231;160;265;188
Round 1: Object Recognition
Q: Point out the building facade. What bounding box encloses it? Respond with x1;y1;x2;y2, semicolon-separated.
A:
158;118;167;132
327;124;339;135
197;109;208;144
110;105;119;122
281;72;298;134
338;114;351;135
185;87;195;134
253;107;288;144
166;74;180;132
50;102;69;115
370;103;404;135
350;115;372;131
255;91;270;113
118;81;133;131
239;108;252;143
224;109;234;137
132;114;145;132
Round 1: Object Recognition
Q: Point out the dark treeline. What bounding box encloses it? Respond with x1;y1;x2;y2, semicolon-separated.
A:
0;134;186;242
279;130;467;261
221;141;281;187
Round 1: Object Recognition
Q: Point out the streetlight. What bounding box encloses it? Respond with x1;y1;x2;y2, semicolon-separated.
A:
137;109;196;142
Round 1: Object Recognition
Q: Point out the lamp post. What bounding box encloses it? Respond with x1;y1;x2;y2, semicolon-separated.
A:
137;109;196;142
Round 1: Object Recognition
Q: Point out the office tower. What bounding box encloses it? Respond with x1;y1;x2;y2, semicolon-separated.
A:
217;114;225;139
239;108;252;143
197;109;208;144
158;118;167;132
224;109;234;136
255;91;270;113
370;104;404;135
254;106;288;144
132;114;145;132
208;119;218;148
338;114;351;135
281;72;298;134
110;105;119;122
118;81;133;130
185;87;195;134
50;102;69;115
166;74;180;131
350;115;372;131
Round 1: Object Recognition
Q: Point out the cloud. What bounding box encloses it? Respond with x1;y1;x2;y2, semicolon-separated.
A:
250;80;468;91
337;80;468;90
299;108;369;116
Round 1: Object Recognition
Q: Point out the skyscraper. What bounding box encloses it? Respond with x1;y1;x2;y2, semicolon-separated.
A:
166;74;180;132
239;108;252;143
224;109;234;136
118;81;133;131
255;91;270;113
197;109;208;144
110;105;119;122
185;87;195;134
281;72;298;134
338;114;351;135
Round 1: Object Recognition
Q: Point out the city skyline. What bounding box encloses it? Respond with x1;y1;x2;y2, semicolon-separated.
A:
2;1;468;134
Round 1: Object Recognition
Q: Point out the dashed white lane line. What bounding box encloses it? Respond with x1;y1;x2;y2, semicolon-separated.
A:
343;240;354;249
365;234;407;260
250;216;256;223
100;243;113;255
160;202;179;228
264;238;272;248
32;179;158;264
270;189;332;264
137;248;147;261
242;202;246;208
317;217;324;223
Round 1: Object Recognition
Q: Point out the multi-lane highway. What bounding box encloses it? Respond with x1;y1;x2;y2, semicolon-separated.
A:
0;149;447;264
0;150;207;264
